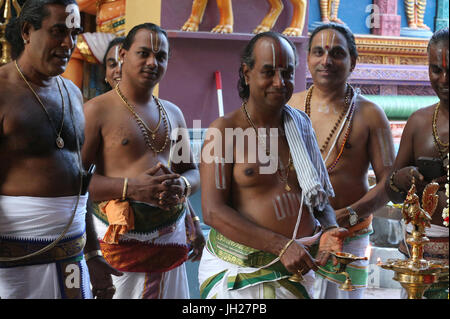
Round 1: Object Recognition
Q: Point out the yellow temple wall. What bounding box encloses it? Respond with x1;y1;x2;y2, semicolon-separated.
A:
125;0;161;95
125;0;161;32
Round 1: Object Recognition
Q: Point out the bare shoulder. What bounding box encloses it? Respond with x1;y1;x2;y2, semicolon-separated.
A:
158;98;183;117
60;77;82;99
208;108;243;133
406;104;435;128
356;94;390;125
288;90;307;111
84;90;116;114
0;64;23;118
157;98;190;129
0;64;16;106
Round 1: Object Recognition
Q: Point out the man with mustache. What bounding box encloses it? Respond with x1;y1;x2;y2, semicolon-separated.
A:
289;23;395;299
198;31;348;299
82;23;204;299
0;0;121;299
385;27;448;299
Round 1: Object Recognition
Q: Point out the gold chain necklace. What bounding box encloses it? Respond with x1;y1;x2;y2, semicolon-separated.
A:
305;84;351;154
241;101;293;191
242;101;270;155
115;84;169;154
432;102;449;149
115;84;162;139
277;153;293;192
15;60;66;149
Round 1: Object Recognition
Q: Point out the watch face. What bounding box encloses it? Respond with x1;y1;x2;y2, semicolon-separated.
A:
349;214;358;226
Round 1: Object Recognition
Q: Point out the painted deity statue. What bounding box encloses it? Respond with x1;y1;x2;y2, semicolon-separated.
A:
404;0;430;30
181;0;307;37
77;0;126;35
63;0;126;89
319;0;344;24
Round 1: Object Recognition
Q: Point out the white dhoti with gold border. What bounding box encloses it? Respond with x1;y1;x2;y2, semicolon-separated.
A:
0;195;92;299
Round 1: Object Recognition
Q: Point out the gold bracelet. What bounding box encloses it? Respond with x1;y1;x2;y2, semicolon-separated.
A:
389;170;405;194
122;177;128;201
180;175;192;197
84;249;103;262
278;239;295;259
192;216;200;223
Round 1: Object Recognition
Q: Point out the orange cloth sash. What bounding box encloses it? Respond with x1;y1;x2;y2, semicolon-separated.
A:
99;200;135;245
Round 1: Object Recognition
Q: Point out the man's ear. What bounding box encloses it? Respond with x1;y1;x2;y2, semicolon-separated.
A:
119;47;127;64
242;63;250;85
21;21;32;43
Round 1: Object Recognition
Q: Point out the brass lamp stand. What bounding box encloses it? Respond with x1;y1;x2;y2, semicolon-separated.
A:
378;182;449;299
0;0;21;66
289;252;368;291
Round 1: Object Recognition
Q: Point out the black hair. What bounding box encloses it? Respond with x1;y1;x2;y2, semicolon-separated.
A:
103;36;125;67
5;0;77;59
427;27;449;52
308;23;358;61
237;31;298;101
122;23;168;52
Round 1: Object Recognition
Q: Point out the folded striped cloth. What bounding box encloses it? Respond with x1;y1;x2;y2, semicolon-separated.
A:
283;105;335;212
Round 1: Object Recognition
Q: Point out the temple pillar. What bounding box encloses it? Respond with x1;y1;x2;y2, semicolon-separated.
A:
371;0;401;36
435;0;449;31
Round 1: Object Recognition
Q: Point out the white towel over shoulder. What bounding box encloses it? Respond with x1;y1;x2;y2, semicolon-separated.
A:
283;105;335;212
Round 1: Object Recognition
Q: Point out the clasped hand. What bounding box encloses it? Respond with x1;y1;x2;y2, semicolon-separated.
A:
128;163;185;210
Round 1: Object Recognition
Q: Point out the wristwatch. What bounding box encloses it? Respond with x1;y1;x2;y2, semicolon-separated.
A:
347;206;358;227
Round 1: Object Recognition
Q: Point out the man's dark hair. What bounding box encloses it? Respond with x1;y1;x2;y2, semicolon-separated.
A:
122;23;168;52
103;36;125;67
308;23;358;61
6;0;77;59
427;27;449;52
238;31;299;101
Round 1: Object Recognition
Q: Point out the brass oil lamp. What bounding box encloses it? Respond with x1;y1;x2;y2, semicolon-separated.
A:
378;182;449;299
289;251;368;291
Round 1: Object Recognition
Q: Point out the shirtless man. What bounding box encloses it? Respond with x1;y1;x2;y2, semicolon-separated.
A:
386;27;448;299
82;23;204;299
198;31;348;299
289;23;395;299
0;0;120;299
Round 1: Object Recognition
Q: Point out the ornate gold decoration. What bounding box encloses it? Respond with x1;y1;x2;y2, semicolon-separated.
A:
0;0;21;66
378;181;449;299
355;35;429;65
75;35;101;64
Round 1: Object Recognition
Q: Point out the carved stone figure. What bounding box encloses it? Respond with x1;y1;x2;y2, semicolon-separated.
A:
181;0;307;37
319;0;344;24
404;0;430;30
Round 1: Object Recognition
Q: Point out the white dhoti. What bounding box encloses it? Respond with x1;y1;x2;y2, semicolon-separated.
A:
0;195;92;299
313;232;371;299
198;229;321;299
111;263;189;299
199;245;315;299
